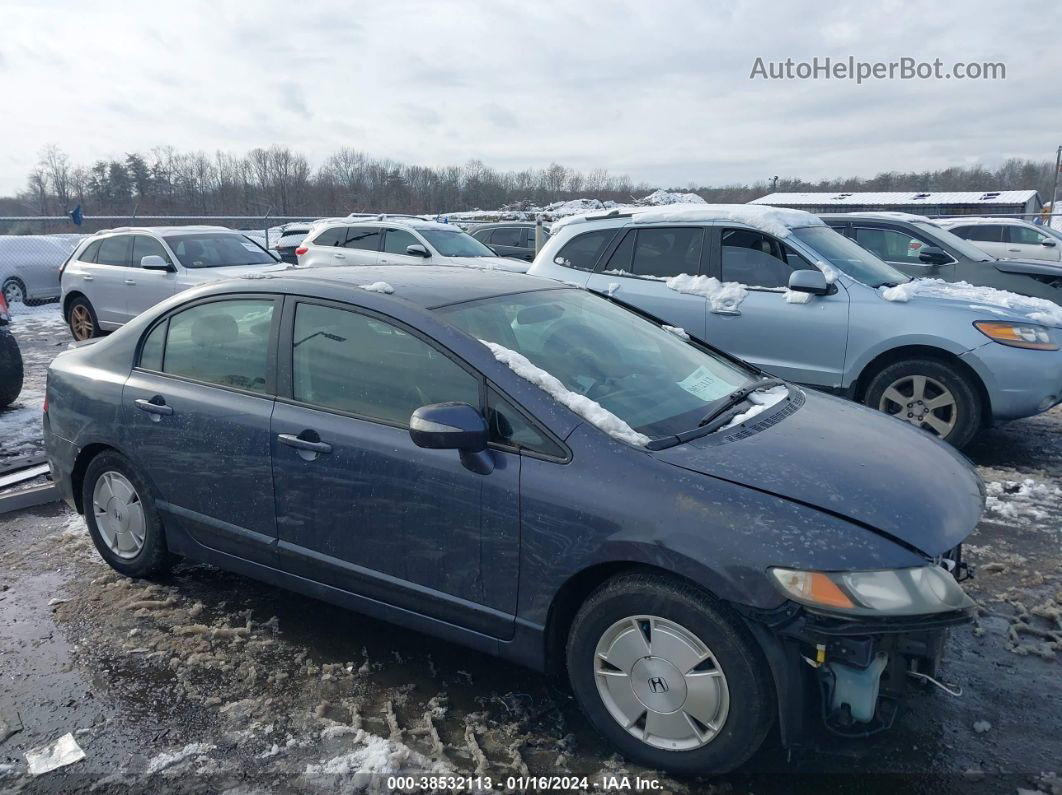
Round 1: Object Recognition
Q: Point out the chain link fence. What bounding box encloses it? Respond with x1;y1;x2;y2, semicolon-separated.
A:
0;215;316;321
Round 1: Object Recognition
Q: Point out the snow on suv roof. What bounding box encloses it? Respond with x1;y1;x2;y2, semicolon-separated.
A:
933;216;1032;226
92;225;234;236
822;211;933;223
308;215;458;233
551;203;824;238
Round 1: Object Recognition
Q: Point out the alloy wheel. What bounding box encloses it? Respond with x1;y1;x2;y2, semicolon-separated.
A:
70;305;93;340
92;471;146;560
594;615;730;751
3;281;24;305
878;374;957;438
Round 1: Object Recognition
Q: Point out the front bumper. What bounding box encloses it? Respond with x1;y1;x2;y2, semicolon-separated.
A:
738;565;974;748
961;341;1062;424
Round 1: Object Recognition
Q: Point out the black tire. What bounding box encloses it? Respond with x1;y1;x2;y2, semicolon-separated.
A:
66;295;102;341
566;573;774;776
2;278;26;306
82;451;173;579
0;330;23;408
863;357;982;449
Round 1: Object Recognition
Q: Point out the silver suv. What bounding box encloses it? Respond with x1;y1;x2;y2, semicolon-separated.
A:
296;217;528;272
61;226;280;340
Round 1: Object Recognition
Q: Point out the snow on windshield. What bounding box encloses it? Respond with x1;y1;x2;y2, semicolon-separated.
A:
721;386;790;430
665;274;748;314
880;279;1062;327
479;340;651;447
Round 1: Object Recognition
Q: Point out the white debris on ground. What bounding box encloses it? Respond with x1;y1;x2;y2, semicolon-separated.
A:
662;325;689;340
302;731;449;787
983;478;1062;524
144;742;217;776
359;282;395;294
25;732;85;776
879;279;1062;327
479;340;650;447
666;273;748;314
972;720;992;734
721;385;789;430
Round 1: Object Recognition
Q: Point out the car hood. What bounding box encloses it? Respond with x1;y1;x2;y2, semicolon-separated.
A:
439;256;529;273
651;389;984;556
992;258;1062;278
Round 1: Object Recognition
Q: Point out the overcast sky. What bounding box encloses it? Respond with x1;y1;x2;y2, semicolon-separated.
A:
2;0;1058;196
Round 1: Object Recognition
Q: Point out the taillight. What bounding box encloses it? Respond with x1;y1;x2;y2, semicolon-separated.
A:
295;246;308;256
43;394;48;414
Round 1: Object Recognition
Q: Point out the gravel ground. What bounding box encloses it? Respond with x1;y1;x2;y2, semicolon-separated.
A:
1;308;1060;793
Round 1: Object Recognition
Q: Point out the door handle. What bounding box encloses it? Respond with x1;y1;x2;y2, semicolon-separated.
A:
125;279;137;285
334;253;346;260
278;433;332;454
135;398;173;416
1007;248;1020;252
82;274;94;281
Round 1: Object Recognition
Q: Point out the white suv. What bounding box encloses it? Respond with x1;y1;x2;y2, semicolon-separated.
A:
296;217;528;272
934;216;1062;262
61;226;281;340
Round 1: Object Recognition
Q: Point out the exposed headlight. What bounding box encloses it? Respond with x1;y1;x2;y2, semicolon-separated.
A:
769;565;974;616
974;321;1057;350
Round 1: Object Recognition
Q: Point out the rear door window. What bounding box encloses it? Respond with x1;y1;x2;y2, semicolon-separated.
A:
629;227;703;279
489;227;524;247
311;226;346;247
343;227;382;251
553;229;619;271
853;226;937;265
954;225;1002;242
96;235;133;267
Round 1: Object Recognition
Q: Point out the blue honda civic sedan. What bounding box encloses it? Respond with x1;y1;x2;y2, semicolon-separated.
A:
44;265;981;775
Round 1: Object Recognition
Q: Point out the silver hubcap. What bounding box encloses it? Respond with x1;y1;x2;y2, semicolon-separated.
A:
92;471;146;560
594;616;730;751
3;282;23;304
878;374;957;438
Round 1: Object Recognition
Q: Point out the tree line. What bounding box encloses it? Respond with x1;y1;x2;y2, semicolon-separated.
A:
4;145;1058;226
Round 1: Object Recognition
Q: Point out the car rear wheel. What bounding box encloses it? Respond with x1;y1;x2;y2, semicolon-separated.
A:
0;331;23;408
67;296;101;341
2;278;26;306
863;358;981;448
82;452;172;578
566;573;774;776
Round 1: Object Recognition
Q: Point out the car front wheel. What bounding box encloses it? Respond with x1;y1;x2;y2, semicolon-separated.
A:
863;357;982;448
566;573;774;776
82;451;172;578
0;331;23;408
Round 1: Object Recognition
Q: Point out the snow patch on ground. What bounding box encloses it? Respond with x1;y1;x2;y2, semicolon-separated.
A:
303;730;448;786
0;388;45;458
637;189;706;206
665;273;748;314
721;385;790;430
984;478;1062;524
480;340;650;447
879;279;1062;326
145;743;217;776
359;282;394;294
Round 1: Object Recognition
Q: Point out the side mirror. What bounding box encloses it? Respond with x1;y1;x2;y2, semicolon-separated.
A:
788;269;830;296
1042;238;1057;247
917;245;950;265
406;244;430;258
141;255;172;271
410;402;487;451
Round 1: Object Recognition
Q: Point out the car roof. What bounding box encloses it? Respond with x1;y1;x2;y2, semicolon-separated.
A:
254;265;565;309
469;222;538;229
308;216;460;234
88;225;237;237
819;212;932;224
934;216;1032;226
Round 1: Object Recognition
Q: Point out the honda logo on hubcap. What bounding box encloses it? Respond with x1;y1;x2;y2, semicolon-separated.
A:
647;676;669;694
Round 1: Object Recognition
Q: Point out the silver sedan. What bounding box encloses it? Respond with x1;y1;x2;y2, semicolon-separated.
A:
0;235;81;305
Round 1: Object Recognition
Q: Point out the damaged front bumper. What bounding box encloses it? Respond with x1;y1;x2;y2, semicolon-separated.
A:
737;566;975;748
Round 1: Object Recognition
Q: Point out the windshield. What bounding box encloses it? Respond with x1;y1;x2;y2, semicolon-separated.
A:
437;289;756;438
791;226;910;287
421;229;496;258
164;233;276;268
912;221;994;262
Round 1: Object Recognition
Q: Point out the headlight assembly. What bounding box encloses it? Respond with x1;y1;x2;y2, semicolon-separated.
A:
974;321;1057;350
769;565;974;616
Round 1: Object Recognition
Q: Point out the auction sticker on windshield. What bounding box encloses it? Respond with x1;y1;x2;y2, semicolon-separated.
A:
677;365;732;401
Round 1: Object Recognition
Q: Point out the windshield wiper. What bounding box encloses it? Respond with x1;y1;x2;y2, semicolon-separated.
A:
697;378;787;429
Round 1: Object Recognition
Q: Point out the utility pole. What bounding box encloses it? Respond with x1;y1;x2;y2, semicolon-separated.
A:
1052;146;1061;227
770;175;779;192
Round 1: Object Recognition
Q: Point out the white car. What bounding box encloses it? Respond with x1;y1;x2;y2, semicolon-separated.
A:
296;217;528;272
934;216;1062;262
61;226;282;340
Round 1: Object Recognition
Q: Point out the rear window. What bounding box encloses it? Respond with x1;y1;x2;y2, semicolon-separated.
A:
164;234;275;268
552;229;618;271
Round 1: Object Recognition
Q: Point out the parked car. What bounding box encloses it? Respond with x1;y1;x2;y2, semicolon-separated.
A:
821;212;1062;306
933;216;1062;262
296;217;528;272
45;265;981;775
468;222;549;261
272;222;313;264
0;235;79;306
60;226;282;341
529;204;1062;448
0;292;23;408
